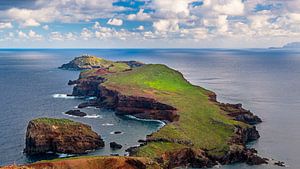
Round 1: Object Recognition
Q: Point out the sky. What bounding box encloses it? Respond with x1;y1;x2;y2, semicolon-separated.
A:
0;0;299;48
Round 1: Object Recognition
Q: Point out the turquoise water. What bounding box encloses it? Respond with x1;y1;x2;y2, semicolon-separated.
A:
0;49;300;168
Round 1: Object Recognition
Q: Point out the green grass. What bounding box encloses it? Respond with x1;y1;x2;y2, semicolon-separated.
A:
32;118;81;125
102;64;245;157
135;142;187;158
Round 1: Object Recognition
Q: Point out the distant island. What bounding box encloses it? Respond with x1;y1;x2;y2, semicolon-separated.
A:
282;42;300;49
269;42;300;50
3;55;285;169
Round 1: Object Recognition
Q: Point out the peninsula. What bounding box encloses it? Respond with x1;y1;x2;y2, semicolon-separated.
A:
3;55;273;169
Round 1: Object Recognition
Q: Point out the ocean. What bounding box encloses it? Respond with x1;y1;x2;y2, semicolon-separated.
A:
0;49;299;168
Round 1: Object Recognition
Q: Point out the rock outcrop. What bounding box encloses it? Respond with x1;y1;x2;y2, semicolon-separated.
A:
98;86;179;122
64;110;87;117
24;118;104;155
110;142;123;150
219;103;262;125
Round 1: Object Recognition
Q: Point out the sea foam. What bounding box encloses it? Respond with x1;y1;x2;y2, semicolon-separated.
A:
125;115;166;128
102;123;114;126
84;114;102;119
52;94;82;99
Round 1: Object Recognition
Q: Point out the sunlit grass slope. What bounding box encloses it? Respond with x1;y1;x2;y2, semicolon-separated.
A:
102;64;244;158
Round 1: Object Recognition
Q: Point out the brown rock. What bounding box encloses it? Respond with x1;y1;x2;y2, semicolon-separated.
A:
24;118;104;155
64;110;87;117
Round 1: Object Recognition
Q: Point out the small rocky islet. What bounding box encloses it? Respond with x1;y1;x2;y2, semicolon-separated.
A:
3;55;285;169
24;118;104;155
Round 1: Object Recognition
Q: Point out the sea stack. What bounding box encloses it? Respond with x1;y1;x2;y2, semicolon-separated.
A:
24;118;104;155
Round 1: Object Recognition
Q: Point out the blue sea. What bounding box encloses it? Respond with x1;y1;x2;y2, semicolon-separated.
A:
0;49;299;169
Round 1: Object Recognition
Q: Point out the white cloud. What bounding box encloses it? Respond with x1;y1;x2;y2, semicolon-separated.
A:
28;30;43;40
289;13;300;23
5;0;126;27
0;22;13;29
217;15;228;33
22;19;40;27
6;7;56;27
213;0;245;16
153;19;179;32
127;9;151;21
50;32;64;41
136;25;145;31
249;14;270;29
93;22;101;29
18;31;28;39
80;28;93;40
107;18;123;26
43;25;49;30
65;32;77;40
50;31;77;41
94;23;138;40
151;0;194;19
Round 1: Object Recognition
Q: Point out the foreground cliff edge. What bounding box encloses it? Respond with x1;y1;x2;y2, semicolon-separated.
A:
2;55;284;169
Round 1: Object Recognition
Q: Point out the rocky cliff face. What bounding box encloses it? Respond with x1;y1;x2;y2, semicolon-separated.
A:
219;103;262;125
98;86;179;122
24;118;104;155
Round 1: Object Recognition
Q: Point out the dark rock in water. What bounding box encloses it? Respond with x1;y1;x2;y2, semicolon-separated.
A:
138;139;147;143
24;118;104;155
112;131;123;134
65;110;87;117
110;142;122;150
274;161;285;167
68;80;79;85
244;149;268;165
78;101;98;109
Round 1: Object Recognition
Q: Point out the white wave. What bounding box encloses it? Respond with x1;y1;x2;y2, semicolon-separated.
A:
85;106;99;109
62;112;101;119
58;153;74;158
52;94;82;99
84;114;102;119
86;96;97;100
63;112;79;118
102;123;114;126
110;131;124;135
125;115;166;128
